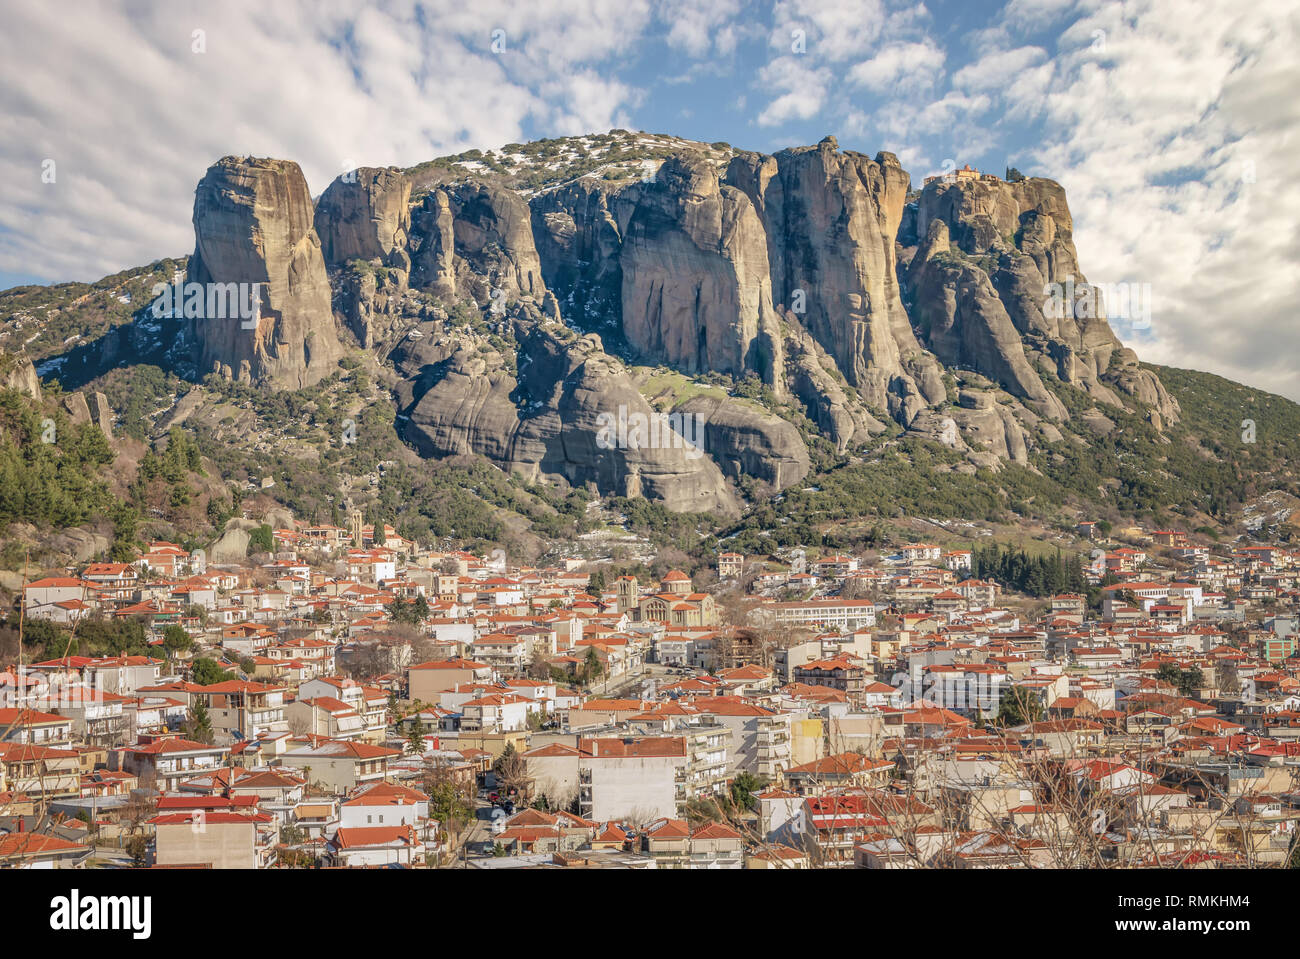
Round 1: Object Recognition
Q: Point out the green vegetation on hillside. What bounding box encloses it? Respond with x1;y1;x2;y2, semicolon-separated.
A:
971;543;1088;598
188;363;593;550
0;388;116;528
1031;368;1299;522
720;437;1040;553
0;258;185;362
0;612;155;663
1152;363;1300;473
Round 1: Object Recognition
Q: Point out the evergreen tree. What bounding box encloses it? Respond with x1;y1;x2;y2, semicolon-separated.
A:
185;699;214;744
996;687;1044;727
162;624;192;658
406;714;427;755
583;647;603;684
191;657;233;685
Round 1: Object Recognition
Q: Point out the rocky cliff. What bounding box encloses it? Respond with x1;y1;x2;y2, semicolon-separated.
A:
25;132;1185;515
315;166;412;269
724;137;947;423
901;174;1178;428
188;157;344;388
619;155;784;387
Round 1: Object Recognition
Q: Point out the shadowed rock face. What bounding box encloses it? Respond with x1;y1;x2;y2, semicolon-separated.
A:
905;219;1069;421
674;394;810;490
410;188;458;298
315;167;412;268
398;345;522;463
188;156;343;388
515;327;739;514
405;178;549;314
449;181;546;300
316;168;416;350
391;313;740;515
782;316;884;450
619;155;784;387
530;178;631;345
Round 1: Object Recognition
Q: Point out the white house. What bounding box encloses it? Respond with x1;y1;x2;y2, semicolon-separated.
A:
339;781;430;832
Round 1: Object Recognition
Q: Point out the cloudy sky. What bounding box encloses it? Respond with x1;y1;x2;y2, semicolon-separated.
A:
3;0;1298;397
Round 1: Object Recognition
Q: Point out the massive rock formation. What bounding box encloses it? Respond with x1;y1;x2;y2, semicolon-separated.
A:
390;308;739;515
902;173;1178;426
385;138;1179;505
315;167;412;268
619;155;784;386
403;178;550;312
725;137;946;422
396;340;521;464
77;135;1179;515
531;137;951;442
188;157;344;388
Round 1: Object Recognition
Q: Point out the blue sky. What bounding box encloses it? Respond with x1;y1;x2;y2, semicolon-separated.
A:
619;0;1041;165
2;0;1298;398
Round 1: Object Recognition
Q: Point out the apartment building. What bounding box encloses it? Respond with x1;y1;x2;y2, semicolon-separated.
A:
792;657;868;701
194;681;288;740
770;599;877;631
576;737;689;822
114;737;229;791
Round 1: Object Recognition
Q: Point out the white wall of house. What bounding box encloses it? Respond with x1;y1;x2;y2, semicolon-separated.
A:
584;756;685;822
340;801;427;830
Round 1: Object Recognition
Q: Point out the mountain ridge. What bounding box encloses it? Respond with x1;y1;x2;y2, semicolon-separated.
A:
0;129;1295;563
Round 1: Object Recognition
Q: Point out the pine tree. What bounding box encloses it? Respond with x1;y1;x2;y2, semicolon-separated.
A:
186;699;214;744
583;647;603;684
407;714;427;755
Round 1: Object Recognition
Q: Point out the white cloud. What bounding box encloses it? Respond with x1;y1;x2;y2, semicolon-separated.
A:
1002;0;1078;32
756;0;939;131
952;46;1047;93
915;92;993;134
0;0;650;285
848;40;946;94
769;0;889;62
658;0;747;58
1020;0;1300;399
755;56;831;126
